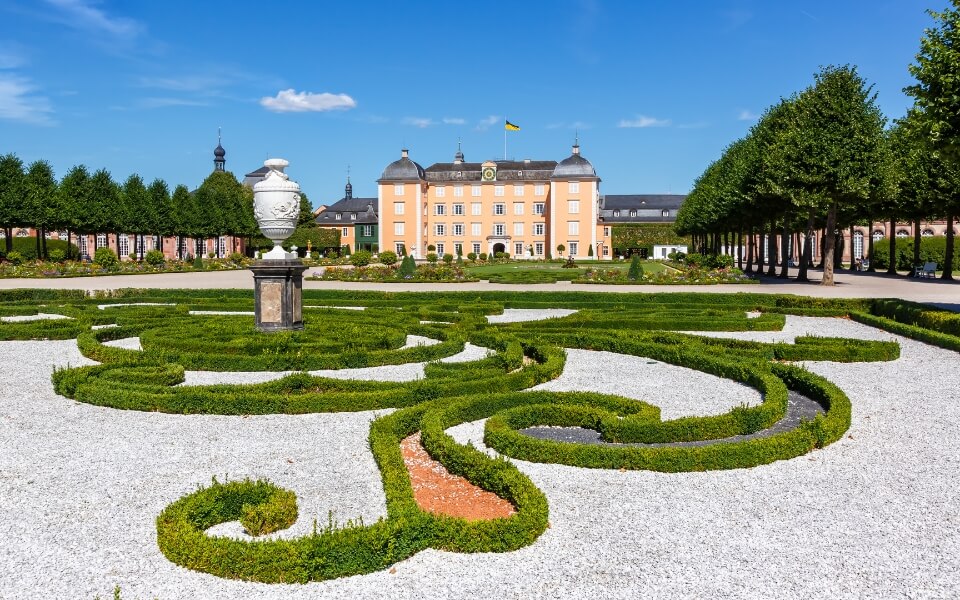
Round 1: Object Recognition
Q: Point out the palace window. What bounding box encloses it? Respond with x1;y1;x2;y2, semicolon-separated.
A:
604;226;610;237
195;238;204;256
394;202;405;215
435;204;446;215
534;203;545;215
534;223;545;236
514;185;524;197
217;236;226;258
335;213;341;220
515;242;524;256
568;200;580;214
603;246;609;256
513;222;523;236
436;243;445;255
569;242;578;256
350;213;356;220
436;186;446;198
514;202;524;215
394;184;404;196
453;224;464;237
472;223;481;236
96;233;107;249
395;243;405;255
472;185;481;197
495;185;504;197
630;210;637;217
453;185;464;197
494;224;505;236
494;203;505;215
342;227;349;237
453;203;465;215
472;242;481;255
435;224;446;236
394;222;405;235
896;230;909;238
853;231;864;260
568;221;579;235
662;209;670;217
362;225;373;237
873;230;884;242
568;182;580;193
535;184;544;196
472;202;482;215
535;242;544;255
78;235;88;257
922;229;935;237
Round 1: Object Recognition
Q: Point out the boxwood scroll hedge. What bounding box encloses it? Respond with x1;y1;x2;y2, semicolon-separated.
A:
2;289;955;583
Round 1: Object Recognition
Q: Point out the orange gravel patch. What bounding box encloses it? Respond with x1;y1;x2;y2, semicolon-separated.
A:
400;432;516;521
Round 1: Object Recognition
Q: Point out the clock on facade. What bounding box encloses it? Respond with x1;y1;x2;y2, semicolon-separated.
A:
481;166;496;181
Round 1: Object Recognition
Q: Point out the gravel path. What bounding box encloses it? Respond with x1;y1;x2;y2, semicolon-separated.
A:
486;308;578;323
1;315;958;598
0;313;73;322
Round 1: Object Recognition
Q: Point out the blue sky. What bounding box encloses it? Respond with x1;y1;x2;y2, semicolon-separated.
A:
0;0;941;206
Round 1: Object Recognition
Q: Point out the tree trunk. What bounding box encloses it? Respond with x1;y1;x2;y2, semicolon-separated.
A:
736;229;743;270
746;226;754;272
887;218;897;275
834;230;844;270
942;213;955;281
766;220;777;276
66;230;72;260
4;228;11;253
866;220;876;272
778;222;790;278
36;229;41;259
41;230;47;259
848;225;855;270
756;228;765;272
913;219;921;267
797;213;814;282
821;203;837;286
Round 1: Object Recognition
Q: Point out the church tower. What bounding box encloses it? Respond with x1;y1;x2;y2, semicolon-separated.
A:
213;129;226;172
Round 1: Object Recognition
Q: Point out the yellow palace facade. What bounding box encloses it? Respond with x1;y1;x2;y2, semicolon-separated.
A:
376;143;604;259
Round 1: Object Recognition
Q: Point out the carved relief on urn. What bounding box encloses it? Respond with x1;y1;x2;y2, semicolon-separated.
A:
253;158;301;260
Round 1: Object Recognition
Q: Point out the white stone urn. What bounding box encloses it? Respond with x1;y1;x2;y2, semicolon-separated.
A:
253;158;301;260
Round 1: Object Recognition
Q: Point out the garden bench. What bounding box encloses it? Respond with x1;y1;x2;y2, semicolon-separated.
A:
914;262;937;278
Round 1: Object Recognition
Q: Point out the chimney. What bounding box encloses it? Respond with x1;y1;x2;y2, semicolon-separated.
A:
401;148;409;159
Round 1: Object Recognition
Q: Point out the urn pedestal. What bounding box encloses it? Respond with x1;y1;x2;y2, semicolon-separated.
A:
250;158;306;332
251;259;308;332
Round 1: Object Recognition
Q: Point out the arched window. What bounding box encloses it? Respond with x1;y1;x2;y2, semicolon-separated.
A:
873;230;884;242
922;229;935;237
96;233;107;249
118;234;130;257
853;231;864;259
896;230;909;238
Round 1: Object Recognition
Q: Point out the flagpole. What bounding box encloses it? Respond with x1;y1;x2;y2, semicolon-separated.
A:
504;122;507;160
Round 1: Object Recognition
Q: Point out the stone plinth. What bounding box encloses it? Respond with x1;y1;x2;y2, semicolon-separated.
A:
250;260;308;332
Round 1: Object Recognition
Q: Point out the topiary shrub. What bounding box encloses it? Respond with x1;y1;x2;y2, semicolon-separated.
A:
427;244;436;252
239;487;298;536
587;245;594;257
379;250;398;266
193;255;204;269
426;253;439;264
129;252;138;261
93;247;118;268
48;249;65;263
442;253;454;265
467;252;477;261
350;250;372;267
479;253;488;261
229;252;245;265
628;255;643;280
398;255;417;277
145;249;165;266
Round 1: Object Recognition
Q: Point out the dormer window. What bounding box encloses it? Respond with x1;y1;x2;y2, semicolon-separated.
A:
351;213;356;220
662;209;670;217
613;210;620;217
630;209;637;217
335;213;341;220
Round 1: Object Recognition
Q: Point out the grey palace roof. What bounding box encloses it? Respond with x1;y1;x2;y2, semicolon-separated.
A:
425;160;557;182
315;197;379;225
599;194;686;223
379;150;425;181
553;153;596;178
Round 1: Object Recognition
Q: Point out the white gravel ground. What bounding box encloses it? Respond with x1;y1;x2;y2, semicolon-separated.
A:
486;308;578;323
1;314;958;599
101;336;142;351
0;312;73;322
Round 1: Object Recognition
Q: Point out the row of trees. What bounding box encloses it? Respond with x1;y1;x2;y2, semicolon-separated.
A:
0;156;258;259
676;3;960;284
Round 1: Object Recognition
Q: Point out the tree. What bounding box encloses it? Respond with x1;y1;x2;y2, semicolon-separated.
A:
121;174;150;258
0;154;26;253
147;179;171;255
905;1;960;279
298;191;314;226
785;66;888;286
23;160;57;258
170;184;195;258
58;165;91;258
85;169;119;249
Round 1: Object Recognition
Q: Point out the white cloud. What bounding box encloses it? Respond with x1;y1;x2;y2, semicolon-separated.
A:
475;115;500;130
402;117;436;128
617;115;670;128
260;89;356;113
0;74;54;125
43;0;142;39
442;117;466;125
738;109;759;121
